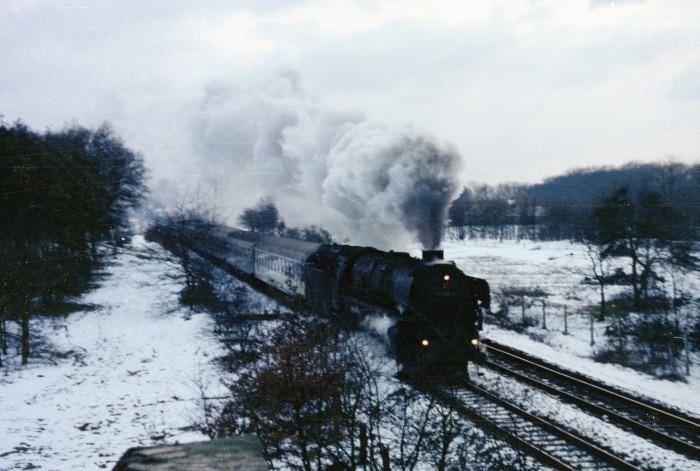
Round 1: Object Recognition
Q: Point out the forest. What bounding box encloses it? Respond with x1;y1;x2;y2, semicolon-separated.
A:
448;161;700;242
0;119;147;366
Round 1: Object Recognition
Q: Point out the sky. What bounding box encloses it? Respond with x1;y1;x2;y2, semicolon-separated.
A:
1;0;699;189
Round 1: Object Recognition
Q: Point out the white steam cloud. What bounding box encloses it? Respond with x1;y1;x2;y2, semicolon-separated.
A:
190;72;462;249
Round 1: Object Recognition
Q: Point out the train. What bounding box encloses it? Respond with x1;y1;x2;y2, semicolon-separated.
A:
153;220;490;373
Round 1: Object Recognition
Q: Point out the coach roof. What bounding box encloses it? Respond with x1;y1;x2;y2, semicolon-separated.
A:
256;236;322;263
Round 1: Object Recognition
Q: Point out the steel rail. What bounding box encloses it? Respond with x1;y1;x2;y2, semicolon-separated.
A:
482;339;700;460
411;379;579;471
410;377;644;471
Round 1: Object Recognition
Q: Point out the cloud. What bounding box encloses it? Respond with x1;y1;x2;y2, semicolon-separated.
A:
1;0;698;195
589;0;647;8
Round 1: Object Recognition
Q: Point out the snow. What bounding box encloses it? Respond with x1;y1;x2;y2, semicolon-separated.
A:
1;236;227;470
429;238;700;417
483;328;700;416
1;234;698;470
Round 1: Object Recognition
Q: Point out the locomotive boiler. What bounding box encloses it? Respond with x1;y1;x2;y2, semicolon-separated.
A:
160;221;490;372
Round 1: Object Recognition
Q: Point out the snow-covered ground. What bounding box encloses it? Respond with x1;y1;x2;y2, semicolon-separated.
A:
0;236;228;470
429;238;700;418
1;235;698;470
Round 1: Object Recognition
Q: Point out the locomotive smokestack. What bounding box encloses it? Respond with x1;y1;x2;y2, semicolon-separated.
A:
422;249;444;262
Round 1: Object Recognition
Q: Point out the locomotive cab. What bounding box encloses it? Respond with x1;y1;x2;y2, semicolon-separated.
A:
338;244;490;374
392;262;486;368
389;257;489;374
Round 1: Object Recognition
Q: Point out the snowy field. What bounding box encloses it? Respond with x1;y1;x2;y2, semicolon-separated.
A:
0;237;228;470
425;238;700;417
1;235;699;470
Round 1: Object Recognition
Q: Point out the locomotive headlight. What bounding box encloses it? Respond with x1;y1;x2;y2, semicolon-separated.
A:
470;338;479;346
421;339;430;347
443;274;450;282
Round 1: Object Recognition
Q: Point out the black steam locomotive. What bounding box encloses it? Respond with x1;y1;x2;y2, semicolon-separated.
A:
162;221;490;372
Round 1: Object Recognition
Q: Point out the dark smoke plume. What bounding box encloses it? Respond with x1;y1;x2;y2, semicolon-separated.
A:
189;73;463;249
323;121;461;249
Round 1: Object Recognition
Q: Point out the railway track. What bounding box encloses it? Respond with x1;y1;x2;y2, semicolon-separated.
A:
480;338;700;462
409;377;643;471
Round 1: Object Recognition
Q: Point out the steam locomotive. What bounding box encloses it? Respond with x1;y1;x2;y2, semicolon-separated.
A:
159;221;490;372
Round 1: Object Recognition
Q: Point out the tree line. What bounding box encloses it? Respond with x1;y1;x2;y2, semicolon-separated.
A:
0;118;146;366
448;161;700;242
238;196;333;244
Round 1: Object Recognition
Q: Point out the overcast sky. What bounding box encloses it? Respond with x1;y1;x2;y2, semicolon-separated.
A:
1;0;699;188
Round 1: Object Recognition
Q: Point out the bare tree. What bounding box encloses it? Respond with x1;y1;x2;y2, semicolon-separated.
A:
582;239;615;321
144;184;226;306
210;317;359;470
424;400;461;471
